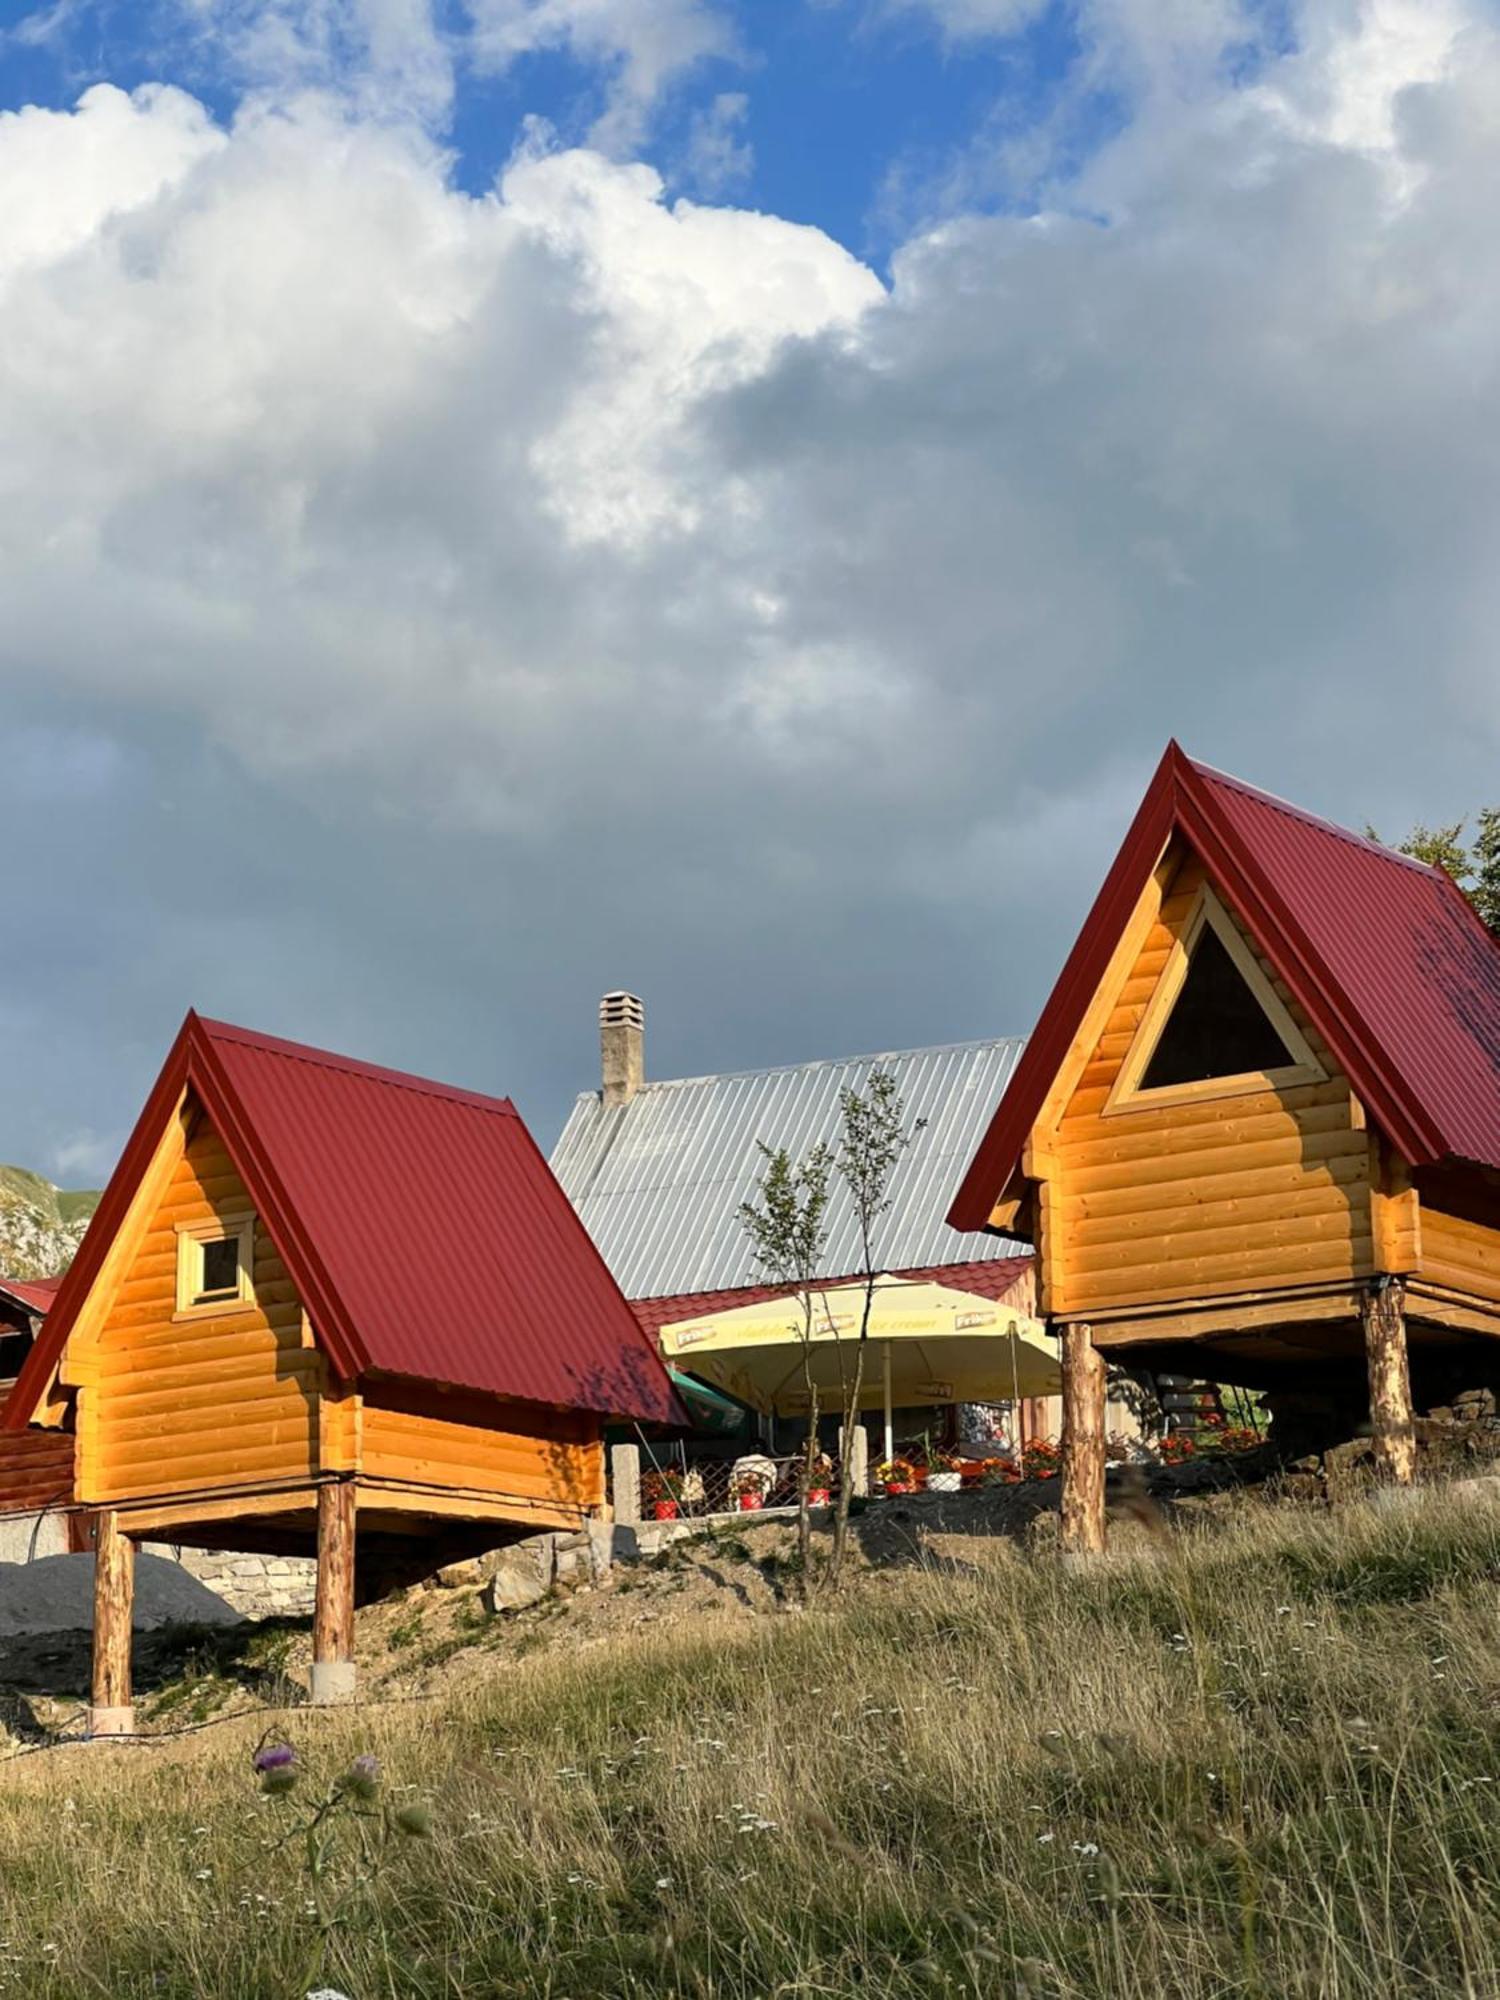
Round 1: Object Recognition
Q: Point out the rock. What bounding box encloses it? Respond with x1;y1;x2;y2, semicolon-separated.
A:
586;1520;613;1582
434;1559;482;1590
1454;1387;1497;1420
482;1563;548;1615
1280;1472;1324;1503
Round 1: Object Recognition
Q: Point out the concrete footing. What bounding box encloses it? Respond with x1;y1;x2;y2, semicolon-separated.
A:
1056;1548;1106;1574
88;1705;135;1738
309;1660;357;1705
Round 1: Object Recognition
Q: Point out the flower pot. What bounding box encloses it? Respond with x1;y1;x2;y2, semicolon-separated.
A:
928;1470;962;1493
738;1491;764;1512
884;1481;915;1497
805;1487;830;1506
653;1500;679;1521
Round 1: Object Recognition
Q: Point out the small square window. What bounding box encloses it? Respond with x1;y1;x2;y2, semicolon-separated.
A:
175;1214;255;1316
197;1235;242;1299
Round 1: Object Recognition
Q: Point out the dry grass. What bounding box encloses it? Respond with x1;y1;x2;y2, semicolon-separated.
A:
2;1488;1499;1998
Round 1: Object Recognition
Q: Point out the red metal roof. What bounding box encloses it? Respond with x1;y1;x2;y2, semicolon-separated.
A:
949;743;1500;1230
0;1276;62;1318
630;1255;1036;1340
4;1014;682;1431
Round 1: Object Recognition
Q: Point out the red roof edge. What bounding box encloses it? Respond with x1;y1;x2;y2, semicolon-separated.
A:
946;743;1183;1232
0;1276;62;1318
3;1013;197;1432
1;1011;370;1433
186;1022;366;1381
1174;768;1444;1166
946;742;1456;1239
3;1010;688;1436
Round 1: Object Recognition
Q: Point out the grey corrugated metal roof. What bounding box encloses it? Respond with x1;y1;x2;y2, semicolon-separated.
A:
550;1038;1029;1301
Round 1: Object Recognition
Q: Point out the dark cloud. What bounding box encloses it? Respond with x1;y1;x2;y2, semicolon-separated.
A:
2;3;1497;1186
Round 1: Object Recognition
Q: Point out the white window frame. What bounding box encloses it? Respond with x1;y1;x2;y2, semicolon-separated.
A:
174;1212;257;1320
1102;883;1326;1117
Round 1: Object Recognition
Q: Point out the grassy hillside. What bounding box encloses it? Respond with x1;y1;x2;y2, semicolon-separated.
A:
0;1165;99;1279
1;1491;1498;1998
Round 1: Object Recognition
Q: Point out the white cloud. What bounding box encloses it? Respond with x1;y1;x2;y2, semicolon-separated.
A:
0;83;222;277
680;89;753;196
3;0;1500;1170
48;1130;119;1183
8;0;734;140
138;0;457;126
466;0;739;150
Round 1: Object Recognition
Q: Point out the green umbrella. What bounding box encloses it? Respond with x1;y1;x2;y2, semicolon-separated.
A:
668;1367;754;1437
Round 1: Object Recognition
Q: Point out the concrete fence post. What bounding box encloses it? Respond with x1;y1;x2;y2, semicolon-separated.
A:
844;1423;870;1498
611;1443;641;1526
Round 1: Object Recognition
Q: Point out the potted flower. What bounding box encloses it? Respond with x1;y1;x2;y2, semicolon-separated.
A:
983;1456;1023;1485
804;1452;834;1507
730;1456;775;1512
927;1448;964;1494
641;1467;683;1520
1021;1438;1061;1482
877;1456;917;1497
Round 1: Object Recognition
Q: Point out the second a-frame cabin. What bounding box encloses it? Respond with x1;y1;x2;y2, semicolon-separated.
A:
950;744;1500;1552
1;1013;680;1730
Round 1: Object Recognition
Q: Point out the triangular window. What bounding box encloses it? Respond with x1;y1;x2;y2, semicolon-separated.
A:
1106;884;1325;1112
1140;923;1297;1089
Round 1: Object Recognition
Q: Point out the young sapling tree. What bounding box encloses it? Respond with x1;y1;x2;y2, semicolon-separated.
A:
739;1139;831;1586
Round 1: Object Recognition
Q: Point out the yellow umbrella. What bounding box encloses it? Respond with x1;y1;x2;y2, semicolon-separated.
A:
659;1275;1059;1465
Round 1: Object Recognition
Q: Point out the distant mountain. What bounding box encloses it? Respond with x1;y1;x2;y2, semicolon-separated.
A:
0;1166;100;1280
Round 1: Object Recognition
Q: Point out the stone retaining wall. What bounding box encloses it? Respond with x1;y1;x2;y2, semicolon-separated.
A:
147;1548;316;1619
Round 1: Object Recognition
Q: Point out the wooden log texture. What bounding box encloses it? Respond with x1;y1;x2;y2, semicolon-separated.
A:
82;1114;317;1504
92;1509;135;1713
1421;1209;1500;1304
314;1479;356;1665
0;1429;74;1515
1060;1322;1107;1555
1041;847;1372;1318
1362;1281;1415;1485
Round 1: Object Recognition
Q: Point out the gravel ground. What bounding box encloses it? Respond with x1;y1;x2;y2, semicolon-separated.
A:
0;1553;241;1638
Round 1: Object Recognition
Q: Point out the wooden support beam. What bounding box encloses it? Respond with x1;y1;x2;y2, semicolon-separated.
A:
1362;1280;1416;1485
312;1478;357;1704
90;1509;135;1736
1059;1322;1107;1556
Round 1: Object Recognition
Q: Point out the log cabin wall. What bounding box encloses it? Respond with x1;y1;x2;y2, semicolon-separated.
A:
1042;848;1374;1320
76;1111;320;1506
1420;1210;1500;1306
360;1382;604;1512
0;1425;74;1516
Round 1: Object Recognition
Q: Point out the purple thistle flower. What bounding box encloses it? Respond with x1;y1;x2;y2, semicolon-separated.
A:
254;1743;297;1773
338;1751;382;1801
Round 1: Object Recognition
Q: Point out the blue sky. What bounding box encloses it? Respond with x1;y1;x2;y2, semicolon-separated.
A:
1;0;1497;1184
0;0;1108;259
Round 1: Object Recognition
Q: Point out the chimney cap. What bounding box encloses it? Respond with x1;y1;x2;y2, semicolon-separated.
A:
600;991;645;1029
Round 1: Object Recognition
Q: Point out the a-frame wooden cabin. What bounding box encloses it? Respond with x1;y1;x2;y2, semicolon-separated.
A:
1;1013;681;1731
949;744;1500;1552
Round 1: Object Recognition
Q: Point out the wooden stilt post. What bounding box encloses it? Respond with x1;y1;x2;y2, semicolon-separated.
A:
90;1509;135;1736
1362;1278;1416;1485
1060;1321;1107;1556
312;1478;357;1704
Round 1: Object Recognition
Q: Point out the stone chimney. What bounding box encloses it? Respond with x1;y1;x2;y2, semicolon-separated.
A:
600;991;645;1108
